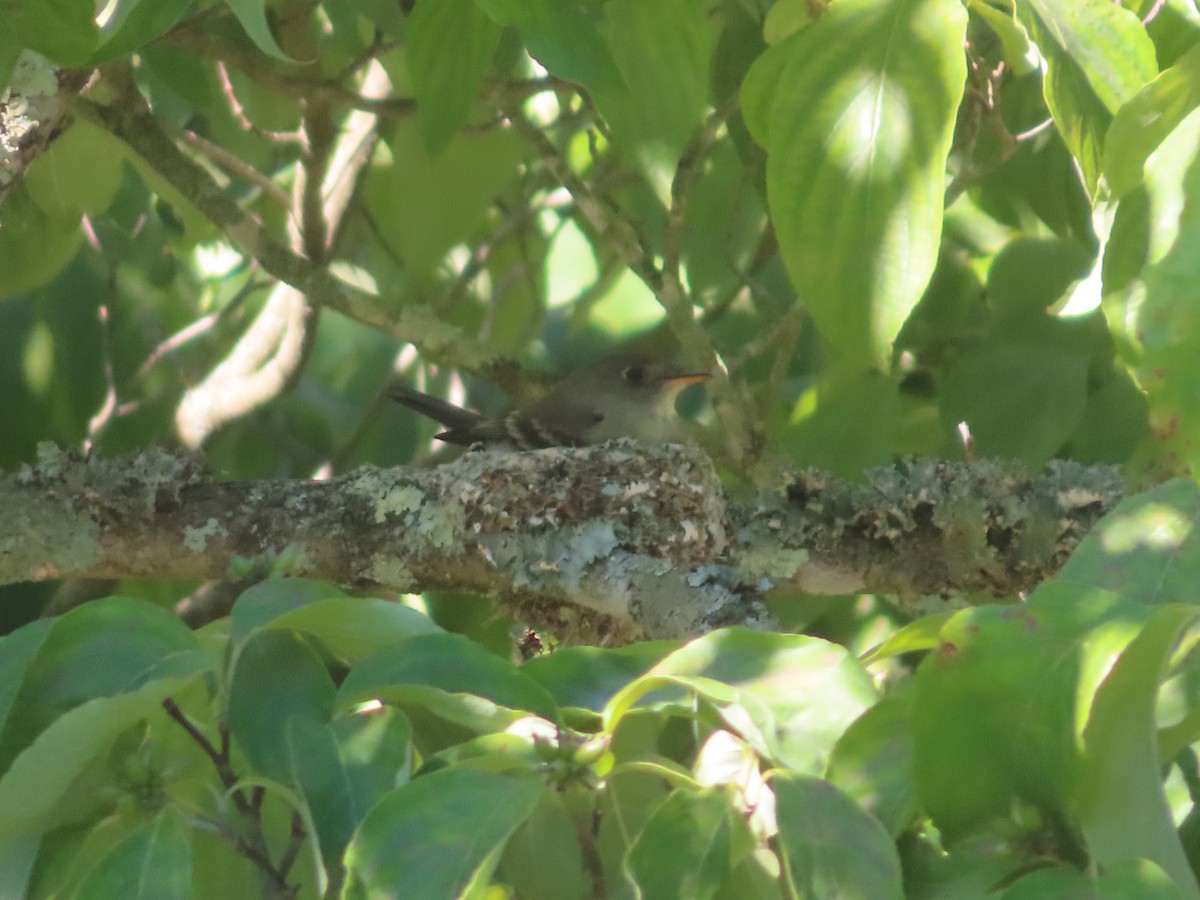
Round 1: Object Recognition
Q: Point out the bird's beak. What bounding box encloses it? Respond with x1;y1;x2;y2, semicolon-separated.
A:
661;372;711;388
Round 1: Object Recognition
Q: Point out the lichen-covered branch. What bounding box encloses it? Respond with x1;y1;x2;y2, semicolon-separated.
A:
0;445;1124;639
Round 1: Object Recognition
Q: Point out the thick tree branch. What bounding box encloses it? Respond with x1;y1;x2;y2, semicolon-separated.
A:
1;445;1124;640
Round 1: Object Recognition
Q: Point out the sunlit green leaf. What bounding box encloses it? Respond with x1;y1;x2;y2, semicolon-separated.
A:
913;584;1148;840
1076;604;1200;895
23;120;126;220
606;628;877;774
1014;0;1157;192
741;0;967;366
1105;43;1200;198
595;0;715;203
1059;479;1200;606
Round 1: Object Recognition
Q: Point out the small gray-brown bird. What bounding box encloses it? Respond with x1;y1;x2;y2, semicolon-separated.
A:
389;351;710;449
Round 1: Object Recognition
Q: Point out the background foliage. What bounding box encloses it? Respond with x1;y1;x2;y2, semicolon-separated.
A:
3;0;1200;896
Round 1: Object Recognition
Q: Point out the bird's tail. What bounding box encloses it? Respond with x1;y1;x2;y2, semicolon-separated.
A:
387;385;482;445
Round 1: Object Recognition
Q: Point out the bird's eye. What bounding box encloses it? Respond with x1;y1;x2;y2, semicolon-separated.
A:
622;365;645;386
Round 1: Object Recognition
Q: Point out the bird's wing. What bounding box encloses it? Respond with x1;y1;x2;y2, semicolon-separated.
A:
506;394;605;448
389;384;605;448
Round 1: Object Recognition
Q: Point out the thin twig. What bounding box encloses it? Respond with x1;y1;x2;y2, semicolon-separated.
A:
84;305;120;451
1013;117;1055;143
276;810;308;882
216;60;304;143
135;276;271;379
164;701;297;894
176;126;292;209
1142;0;1167;24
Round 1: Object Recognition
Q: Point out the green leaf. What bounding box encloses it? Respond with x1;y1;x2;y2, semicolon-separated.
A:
1105;43;1200;198
738;37;790;147
938;333;1090;467
343;768;543;897
0;187;85;299
337;632;561;730
1076;604;1200;897
91;0;193;62
222;0;300;62
999;860;1180;899
1102;107;1200;311
11;0;97;65
500;790;589;900
1117;111;1200;471
1019;0;1156;114
1063;368;1150;464
827;693;918;837
0;37;18;89
740;0;967;367
407;0;502;154
0;675;201;841
364;119;524;282
912;584;1148;840
0;620;53;735
1014;0;1157;193
772;772;904;900
474;0;624;97
985;236;1096;316
763;0;821;45
967;0;1038;76
229;577;348;644
594;0;716;203
1141;0;1200;70
1059;479;1200;606
626;789;734;900
419;730;543;775
0;834;38;900
227;630;336;784
521;641;679;711
23;120;126;220
859;613;951;665
0;597;212;774
782;367;900;476
605;628;877;774
71;810;192;900
265;596;442;665
287;707;412;874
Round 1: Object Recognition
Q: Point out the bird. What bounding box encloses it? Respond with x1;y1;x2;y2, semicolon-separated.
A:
388;351;710;449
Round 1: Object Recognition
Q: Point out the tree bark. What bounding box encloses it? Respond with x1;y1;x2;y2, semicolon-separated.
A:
0;444;1124;640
